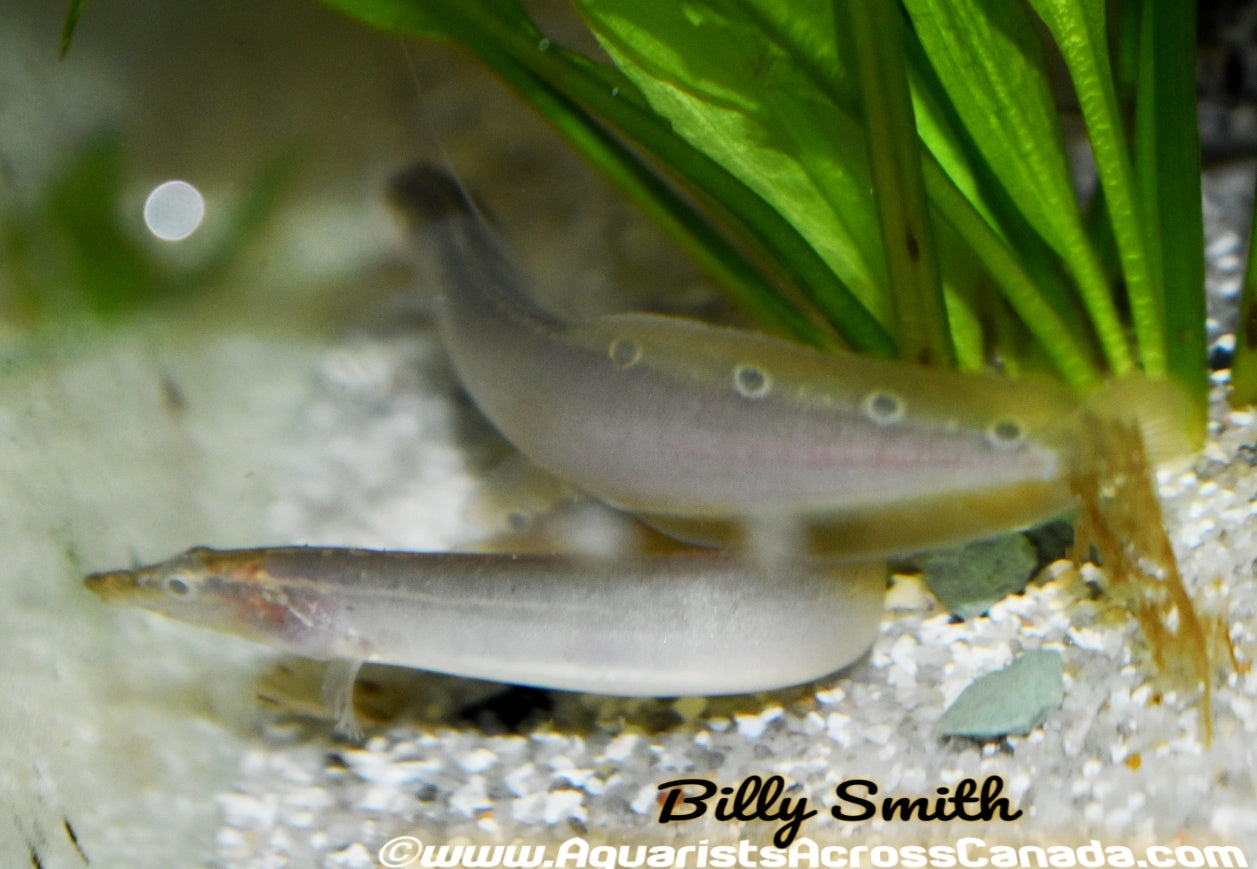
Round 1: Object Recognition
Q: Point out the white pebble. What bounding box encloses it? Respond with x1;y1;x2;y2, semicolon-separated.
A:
735;704;783;738
458;747;499;774
602;732;640;762
544;789;586;824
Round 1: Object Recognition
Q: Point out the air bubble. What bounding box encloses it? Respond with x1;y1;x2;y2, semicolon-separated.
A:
143;180;205;241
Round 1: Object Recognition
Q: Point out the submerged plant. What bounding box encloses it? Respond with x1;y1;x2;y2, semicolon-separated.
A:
301;1;1204;399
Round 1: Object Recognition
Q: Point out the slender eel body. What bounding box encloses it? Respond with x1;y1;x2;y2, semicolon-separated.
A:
86;547;886;731
390;165;1085;558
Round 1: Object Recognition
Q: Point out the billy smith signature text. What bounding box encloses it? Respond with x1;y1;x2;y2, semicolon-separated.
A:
657;775;1022;848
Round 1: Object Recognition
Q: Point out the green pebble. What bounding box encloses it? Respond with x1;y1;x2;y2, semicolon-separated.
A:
935;650;1065;739
920;533;1038;621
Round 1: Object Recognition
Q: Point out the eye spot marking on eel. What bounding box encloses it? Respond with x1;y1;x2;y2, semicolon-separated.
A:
733;364;771;398
862;390;905;425
608;337;642;369
987;418;1025;448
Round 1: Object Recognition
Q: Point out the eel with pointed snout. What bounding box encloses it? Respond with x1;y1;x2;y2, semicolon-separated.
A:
86;547;886;735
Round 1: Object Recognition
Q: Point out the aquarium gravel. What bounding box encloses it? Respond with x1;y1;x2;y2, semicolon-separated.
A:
205;332;1257;867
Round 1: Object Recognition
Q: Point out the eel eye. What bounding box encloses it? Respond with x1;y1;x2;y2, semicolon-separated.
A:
162;573;197;599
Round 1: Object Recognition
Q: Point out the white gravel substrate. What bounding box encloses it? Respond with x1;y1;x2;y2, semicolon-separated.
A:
201;327;1257;867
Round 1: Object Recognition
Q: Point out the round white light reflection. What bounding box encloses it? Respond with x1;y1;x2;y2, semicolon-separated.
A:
143;180;205;241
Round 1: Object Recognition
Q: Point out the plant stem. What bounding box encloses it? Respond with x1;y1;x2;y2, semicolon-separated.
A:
513;60;836;347
841;0;951;366
1135;0;1206;428
1028;0;1161;379
923;162;1100;391
1230;178;1257;405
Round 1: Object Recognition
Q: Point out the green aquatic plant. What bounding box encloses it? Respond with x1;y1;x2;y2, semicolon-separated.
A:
293;0;1206;419
60;1;1208;415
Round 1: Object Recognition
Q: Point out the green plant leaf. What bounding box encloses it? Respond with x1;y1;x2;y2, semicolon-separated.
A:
575;0;890;323
321;0;893;353
1027;0;1164;380
1132;0;1206;430
60;0;90;58
921;168;1101;388
1231;185;1257;406
572;0;1095;380
839;0;950;366
903;0;1133;375
319;0;1105;385
495;50;835;346
40;134;162;315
